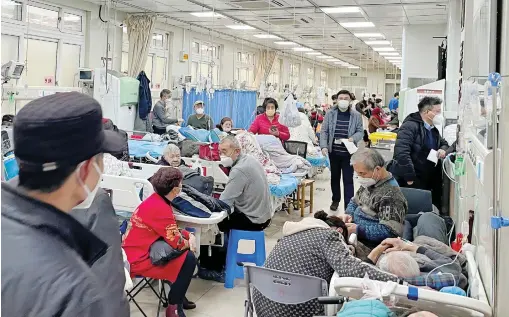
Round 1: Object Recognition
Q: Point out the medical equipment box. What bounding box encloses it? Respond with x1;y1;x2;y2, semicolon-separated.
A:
119;77;139;106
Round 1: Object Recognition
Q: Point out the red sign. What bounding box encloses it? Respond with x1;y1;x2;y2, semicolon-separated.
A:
154;83;161;89
44;76;55;86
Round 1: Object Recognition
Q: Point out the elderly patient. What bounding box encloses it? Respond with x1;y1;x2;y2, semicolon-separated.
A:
344;148;407;250
198;135;273;282
374;237;463;290
158;144;186;167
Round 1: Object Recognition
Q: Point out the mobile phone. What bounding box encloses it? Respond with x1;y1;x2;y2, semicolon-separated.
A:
270;125;277;131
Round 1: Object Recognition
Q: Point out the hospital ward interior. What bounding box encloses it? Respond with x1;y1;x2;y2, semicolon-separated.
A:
2;0;509;316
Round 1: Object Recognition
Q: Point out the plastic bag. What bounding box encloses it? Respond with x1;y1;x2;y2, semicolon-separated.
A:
360;273;398;301
279;95;301;128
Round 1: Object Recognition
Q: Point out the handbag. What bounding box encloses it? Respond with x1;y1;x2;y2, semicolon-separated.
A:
149;238;185;266
199;143;220;161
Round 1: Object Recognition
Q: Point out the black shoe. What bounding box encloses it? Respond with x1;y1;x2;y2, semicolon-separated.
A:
330;201;339;211
183;297;196;310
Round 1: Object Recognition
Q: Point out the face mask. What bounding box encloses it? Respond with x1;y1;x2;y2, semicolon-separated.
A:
266;109;276;117
223;127;232;132
196;108;204;115
220;156;234;167
74;161;103;209
432;114;444;126
354;169;378;188
338;100;350;111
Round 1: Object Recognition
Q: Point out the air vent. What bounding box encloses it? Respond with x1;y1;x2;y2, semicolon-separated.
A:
300;18;309;23
260;18;298;26
229;0;286;9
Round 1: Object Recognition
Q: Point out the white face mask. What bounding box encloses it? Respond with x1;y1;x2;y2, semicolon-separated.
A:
338;100;350;111
74;161;103;209
354;170;378;188
432;114;444;126
220;156;234;167
195;108;204;115
223;127;232;132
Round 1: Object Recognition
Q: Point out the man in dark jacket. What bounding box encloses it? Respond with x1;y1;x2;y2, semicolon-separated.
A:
71;189;130;316
1;92;126;316
390;96;449;208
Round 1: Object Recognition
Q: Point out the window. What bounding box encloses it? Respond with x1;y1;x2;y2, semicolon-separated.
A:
2;1;22;20
320;70;328;87
1;2;85;89
62;13;82;32
236;50;255;87
306;67;315;88
27;4;59;28
122;28;170;88
192;39;221;86
22;38;58;86
289;63;300;87
60;43;81;87
1;34;19;65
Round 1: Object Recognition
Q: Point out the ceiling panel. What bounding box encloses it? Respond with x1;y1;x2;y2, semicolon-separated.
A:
355;0;402;4
310;0;357;6
362;6;406;18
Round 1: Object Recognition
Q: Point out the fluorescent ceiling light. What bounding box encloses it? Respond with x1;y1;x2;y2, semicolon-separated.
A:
354;33;385;38
225;24;255;30
373;47;396;51
340;22;375;28
254;34;280;39
334;61;348;65
386;57;402;60
2;0;21;5
274;41;296;45
322;7;360;14
348;66;360;69
364;40;391;45
292;47;313;52
327;59;339;62
379;52;399;56
316;55;330;59
190;12;224;18
306;52;322;55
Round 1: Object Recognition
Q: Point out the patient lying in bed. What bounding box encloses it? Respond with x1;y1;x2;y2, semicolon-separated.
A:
373;237;466;291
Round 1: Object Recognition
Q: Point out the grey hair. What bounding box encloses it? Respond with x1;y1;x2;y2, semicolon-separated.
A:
417;96;442;113
350;148;385;170
163;143;180;156
220;135;240;149
377;252;420;278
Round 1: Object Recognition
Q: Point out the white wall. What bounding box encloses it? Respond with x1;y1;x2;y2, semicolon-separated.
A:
401;24;447;89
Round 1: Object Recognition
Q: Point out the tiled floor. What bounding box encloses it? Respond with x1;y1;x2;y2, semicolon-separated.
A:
129;170;351;317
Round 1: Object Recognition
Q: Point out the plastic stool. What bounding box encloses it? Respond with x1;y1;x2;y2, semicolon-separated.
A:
224;229;266;289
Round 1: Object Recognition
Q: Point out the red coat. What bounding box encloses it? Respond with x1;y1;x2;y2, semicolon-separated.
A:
248;113;290;141
122;193;190;282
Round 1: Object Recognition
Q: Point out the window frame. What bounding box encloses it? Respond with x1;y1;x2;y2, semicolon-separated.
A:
1;0;86;87
191;39;221;86
235;49;255;88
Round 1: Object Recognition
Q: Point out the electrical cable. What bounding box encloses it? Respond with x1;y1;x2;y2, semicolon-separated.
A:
99;5;108;23
443;152;458;183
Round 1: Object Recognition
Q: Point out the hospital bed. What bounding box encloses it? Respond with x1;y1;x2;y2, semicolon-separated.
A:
100;174;227;258
325;250;491;316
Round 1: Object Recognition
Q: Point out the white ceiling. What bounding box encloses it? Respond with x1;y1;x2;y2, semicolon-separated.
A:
88;0;449;69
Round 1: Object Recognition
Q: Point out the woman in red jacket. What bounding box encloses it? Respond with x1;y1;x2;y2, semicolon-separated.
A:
248;97;290;141
123;168;197;317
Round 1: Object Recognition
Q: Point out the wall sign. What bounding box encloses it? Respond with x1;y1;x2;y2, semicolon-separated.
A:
44;76;55;86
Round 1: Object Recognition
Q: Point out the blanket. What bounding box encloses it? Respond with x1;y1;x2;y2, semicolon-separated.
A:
255;134;312;174
171;184;231;218
236;132;281;184
288;112;320;158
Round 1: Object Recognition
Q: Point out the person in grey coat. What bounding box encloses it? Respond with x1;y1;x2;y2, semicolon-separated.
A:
252;211;402;317
319;89;364;211
71;188;130;316
153;89;181;134
1;92;127;316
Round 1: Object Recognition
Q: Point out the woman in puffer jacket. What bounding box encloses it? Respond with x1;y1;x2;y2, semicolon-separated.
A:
252;211;402;317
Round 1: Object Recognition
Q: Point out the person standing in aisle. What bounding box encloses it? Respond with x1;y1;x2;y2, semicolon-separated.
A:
320;90;364;211
389;92;400;112
390;96;449;209
1;92;126;316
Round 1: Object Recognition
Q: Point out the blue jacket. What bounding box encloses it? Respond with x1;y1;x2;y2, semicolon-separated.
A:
137;71;152;120
319;106;363;153
388;97;399;111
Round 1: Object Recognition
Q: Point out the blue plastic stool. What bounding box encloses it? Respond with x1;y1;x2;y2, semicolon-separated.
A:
224;229;266;288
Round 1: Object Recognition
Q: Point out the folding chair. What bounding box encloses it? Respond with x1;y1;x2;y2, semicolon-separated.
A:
125;277;169;317
243;264;328;317
284;140;308;159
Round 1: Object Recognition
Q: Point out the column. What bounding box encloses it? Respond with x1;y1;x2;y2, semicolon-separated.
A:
445;0;462;114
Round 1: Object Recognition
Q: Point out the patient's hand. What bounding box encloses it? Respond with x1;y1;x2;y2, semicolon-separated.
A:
346;223;357;235
338;214;352;223
367;244;390;263
381;237;418;253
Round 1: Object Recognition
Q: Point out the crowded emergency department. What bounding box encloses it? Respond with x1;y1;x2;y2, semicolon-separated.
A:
2;0;509;316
